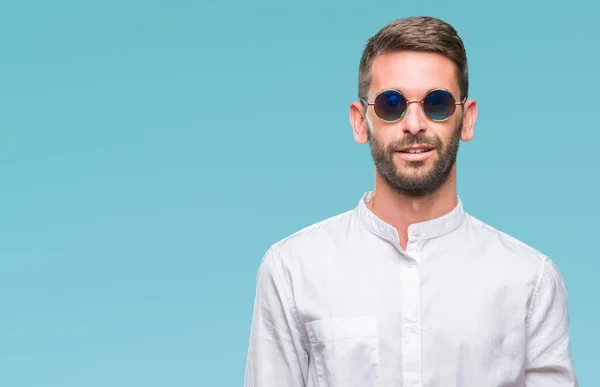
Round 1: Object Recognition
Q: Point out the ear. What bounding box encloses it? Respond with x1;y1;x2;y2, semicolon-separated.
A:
349;101;369;145
460;99;478;142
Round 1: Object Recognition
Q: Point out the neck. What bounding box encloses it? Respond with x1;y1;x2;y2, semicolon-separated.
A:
366;166;458;249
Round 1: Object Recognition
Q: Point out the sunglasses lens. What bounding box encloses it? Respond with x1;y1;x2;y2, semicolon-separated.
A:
374;90;407;122
423;90;457;121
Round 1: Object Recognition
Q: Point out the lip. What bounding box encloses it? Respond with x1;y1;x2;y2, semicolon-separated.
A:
395;148;435;162
397;145;435;152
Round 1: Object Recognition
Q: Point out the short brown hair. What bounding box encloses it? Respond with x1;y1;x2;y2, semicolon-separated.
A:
358;16;469;101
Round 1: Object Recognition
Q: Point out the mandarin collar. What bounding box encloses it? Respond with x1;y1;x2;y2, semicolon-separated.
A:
354;191;466;244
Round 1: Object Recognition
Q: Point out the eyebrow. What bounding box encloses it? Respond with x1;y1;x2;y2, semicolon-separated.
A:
373;87;453;97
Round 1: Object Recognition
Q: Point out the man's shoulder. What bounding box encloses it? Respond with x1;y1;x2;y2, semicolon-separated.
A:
254;209;356;284
272;209;356;251
466;213;551;272
257;208;357;270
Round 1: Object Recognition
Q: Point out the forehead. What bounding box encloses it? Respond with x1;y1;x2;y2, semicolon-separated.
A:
369;51;459;98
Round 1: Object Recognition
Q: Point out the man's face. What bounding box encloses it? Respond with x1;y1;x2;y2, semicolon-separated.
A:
363;51;467;197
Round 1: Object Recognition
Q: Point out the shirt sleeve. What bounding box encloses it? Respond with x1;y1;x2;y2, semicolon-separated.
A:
244;246;309;387
525;256;578;386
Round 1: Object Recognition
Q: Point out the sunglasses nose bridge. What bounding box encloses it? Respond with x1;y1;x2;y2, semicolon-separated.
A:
403;100;427;119
401;100;428;133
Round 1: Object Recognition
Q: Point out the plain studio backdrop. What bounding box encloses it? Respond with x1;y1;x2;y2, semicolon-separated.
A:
0;1;597;386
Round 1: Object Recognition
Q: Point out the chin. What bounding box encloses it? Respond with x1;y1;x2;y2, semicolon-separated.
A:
396;160;433;173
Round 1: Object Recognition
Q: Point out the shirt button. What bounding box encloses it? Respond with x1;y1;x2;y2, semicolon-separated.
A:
412;229;420;237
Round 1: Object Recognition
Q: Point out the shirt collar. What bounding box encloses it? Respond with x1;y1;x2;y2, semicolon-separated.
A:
354;191;466;243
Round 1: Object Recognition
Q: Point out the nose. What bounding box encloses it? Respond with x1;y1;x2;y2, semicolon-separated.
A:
402;101;427;135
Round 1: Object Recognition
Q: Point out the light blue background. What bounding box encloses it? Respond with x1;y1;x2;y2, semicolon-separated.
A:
0;1;597;386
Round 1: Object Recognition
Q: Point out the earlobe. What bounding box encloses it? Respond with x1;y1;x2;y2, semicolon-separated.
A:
350;101;369;145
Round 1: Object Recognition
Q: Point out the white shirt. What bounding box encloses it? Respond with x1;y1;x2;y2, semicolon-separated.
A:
244;191;578;387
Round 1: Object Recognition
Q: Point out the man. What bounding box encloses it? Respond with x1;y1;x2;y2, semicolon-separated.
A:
244;16;578;387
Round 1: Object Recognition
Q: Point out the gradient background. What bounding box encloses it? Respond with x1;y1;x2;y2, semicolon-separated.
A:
1;1;597;386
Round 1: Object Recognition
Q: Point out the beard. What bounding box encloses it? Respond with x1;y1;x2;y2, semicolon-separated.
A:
367;118;462;197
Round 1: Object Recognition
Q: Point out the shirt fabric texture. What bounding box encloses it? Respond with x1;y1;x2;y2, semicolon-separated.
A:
244;191;578;387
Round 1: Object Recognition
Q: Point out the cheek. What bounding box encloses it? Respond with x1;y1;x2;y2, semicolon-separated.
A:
369;122;402;144
435;122;462;147
367;126;392;147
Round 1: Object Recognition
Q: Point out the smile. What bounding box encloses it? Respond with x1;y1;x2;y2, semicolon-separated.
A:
395;148;435;161
401;149;431;154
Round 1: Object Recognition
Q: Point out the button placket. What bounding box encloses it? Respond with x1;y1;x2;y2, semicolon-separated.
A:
401;240;423;387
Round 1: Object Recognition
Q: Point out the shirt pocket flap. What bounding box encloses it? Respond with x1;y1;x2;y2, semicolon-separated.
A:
306;316;378;343
305;316;380;386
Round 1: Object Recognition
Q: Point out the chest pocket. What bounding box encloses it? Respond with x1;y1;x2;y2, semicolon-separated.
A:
305;316;380;387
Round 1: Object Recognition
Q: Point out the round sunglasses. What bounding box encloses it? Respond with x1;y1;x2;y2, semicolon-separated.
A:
360;89;466;122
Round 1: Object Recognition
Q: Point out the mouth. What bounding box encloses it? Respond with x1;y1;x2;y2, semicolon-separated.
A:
396;146;435;154
395;146;435;161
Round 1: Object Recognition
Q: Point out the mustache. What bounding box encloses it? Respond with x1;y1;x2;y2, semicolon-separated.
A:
388;134;442;150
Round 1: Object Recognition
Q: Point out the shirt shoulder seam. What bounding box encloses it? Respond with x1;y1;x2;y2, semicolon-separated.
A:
526;254;548;326
267;244;312;362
